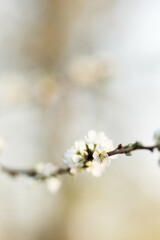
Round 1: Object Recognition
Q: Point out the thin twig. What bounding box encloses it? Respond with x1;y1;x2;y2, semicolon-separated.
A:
107;142;158;156
1;165;70;179
0;142;159;179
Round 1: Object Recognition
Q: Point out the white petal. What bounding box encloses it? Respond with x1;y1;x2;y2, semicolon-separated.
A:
91;161;106;177
74;140;86;152
85;130;97;143
93;151;98;159
96;145;106;153
88;130;97;138
87;142;94;151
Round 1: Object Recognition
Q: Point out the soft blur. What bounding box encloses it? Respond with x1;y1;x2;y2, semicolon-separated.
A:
0;0;160;239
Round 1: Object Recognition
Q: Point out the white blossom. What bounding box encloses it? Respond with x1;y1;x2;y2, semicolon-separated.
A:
63;130;116;177
46;177;61;194
93;145;110;164
85;130;114;151
25;176;61;194
86;161;107;177
70;168;82;175
63;138;87;169
34;162;58;177
74;139;87;153
33;162;62;193
63;148;84;169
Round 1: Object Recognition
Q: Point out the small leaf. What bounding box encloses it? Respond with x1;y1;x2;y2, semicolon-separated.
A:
125;152;132;156
133;141;144;148
123;143;133;149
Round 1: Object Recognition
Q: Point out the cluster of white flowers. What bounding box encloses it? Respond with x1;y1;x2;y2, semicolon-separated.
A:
63;130;115;177
33;162;61;194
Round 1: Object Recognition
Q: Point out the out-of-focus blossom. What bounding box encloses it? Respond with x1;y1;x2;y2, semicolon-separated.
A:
33;73;61;105
25;175;61;194
85;130;114;151
0;74;30;106
28;162;61;193
68;55;111;87
86;161;107;177
0;72;62;107
46;177;61;194
34;162;58;177
63;130;115;176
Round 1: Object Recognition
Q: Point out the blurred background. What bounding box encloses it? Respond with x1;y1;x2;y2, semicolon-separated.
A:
0;0;160;239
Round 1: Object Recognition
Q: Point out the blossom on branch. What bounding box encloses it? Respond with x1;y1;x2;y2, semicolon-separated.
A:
63;130;115;177
34;162;58;177
33;162;61;193
0;130;160;193
93;145;110;165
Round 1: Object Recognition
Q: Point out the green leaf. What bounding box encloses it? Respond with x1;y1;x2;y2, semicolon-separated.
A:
125;152;132;156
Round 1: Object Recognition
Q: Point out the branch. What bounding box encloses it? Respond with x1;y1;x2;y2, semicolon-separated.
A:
0;141;159;179
107;142;158;156
1;165;70;179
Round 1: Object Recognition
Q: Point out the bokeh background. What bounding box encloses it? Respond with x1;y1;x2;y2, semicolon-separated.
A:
0;0;160;239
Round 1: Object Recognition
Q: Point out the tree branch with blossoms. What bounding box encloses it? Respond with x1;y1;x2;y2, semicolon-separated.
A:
0;130;160;193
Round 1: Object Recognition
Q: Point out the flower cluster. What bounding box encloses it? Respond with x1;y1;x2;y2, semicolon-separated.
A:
63;130;115;177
